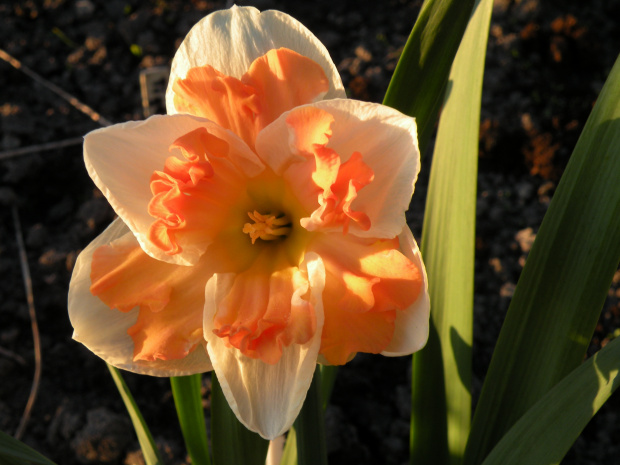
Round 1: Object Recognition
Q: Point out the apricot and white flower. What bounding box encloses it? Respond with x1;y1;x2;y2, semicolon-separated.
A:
68;6;429;439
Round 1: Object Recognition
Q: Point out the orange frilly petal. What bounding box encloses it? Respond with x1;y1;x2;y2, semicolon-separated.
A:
310;234;424;365
90;233;219;362
146;127;252;259
173;48;329;148
211;252;317;365
283;106;374;234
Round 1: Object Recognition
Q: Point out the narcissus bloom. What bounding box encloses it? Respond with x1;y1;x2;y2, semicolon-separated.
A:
69;6;429;439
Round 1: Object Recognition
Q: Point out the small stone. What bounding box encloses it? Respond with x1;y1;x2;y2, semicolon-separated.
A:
26;223;48;248
0;187;17;205
515;227;536;253
71;407;132;464
75;0;95;19
500;282;516;298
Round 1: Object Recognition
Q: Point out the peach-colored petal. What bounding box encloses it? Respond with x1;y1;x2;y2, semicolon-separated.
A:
146;128;254;260
90;230;214;362
204;253;325;439
84;114;263;266
166;6;345;114
210;251;317;365
256;99;419;239
309;234;423;365
173;48;329;148
268;105;375;235
382;227;430;356
69;219;212;376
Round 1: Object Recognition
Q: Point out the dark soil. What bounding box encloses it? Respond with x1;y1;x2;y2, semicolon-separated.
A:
1;1;619;464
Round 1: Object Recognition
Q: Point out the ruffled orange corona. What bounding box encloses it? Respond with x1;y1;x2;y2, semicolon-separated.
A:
69;5;429;440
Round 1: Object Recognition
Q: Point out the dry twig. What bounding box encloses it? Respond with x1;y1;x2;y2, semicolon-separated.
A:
0;48;112;127
0;346;27;366
12;206;42;440
0;137;83;161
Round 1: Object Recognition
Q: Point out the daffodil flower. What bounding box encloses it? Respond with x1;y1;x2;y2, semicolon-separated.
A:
68;6;430;439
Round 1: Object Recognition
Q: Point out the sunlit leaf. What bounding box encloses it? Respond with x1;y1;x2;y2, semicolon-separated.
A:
107;364;164;465
171;374;211;465
465;54;620;465
411;0;493;464
383;0;476;154
481;336;620;465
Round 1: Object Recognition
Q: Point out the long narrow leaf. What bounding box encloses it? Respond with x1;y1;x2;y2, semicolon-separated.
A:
0;431;58;465
465;54;620;465
412;0;493;464
210;373;269;465
383;0;476;154
171;375;211;465
107;364;164;465
481;336;620;465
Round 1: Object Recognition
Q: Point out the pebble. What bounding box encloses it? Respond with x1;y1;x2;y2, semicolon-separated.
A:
71;407;132;464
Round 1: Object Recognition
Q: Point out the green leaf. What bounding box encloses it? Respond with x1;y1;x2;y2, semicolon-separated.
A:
0;431;58;465
319;365;337;410
280;428;297;465
383;0;476;154
107;364;164;465
481;335;620;465
171;375;211;465
280;365;337;465
210;373;269;465
464;54;620;465
294;367;327;465
411;0;493;464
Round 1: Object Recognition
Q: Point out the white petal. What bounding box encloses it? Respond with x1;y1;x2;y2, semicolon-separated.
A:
203;253;325;439
166;6;345;114
382;227;430;356
69;218;213;376
256;99;420;238
84;113;262;266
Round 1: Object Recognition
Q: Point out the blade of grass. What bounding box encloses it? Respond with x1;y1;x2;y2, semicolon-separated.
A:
481;336;620;465
464;54;620;465
0;431;58;465
170;375;211;465
210;373;269;465
383;0;476;154
411;0;493;464
107;364;164;465
293;366;327;465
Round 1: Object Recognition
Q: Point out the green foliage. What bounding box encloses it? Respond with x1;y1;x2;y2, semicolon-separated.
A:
383;0;476;154
0;431;58;465
107;364;164;465
171;375;211;465
411;1;493;464
464;54;620;465
210;373;269;465
481;335;620;465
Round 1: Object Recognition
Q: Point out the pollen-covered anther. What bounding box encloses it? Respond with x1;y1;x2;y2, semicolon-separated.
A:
243;210;292;244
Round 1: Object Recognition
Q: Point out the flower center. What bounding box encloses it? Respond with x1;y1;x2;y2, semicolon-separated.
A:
243;211;292;244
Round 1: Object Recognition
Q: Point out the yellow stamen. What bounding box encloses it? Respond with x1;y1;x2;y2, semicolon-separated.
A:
243;211;291;244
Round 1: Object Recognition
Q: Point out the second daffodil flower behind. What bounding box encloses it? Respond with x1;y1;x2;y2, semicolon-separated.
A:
68;6;430;440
